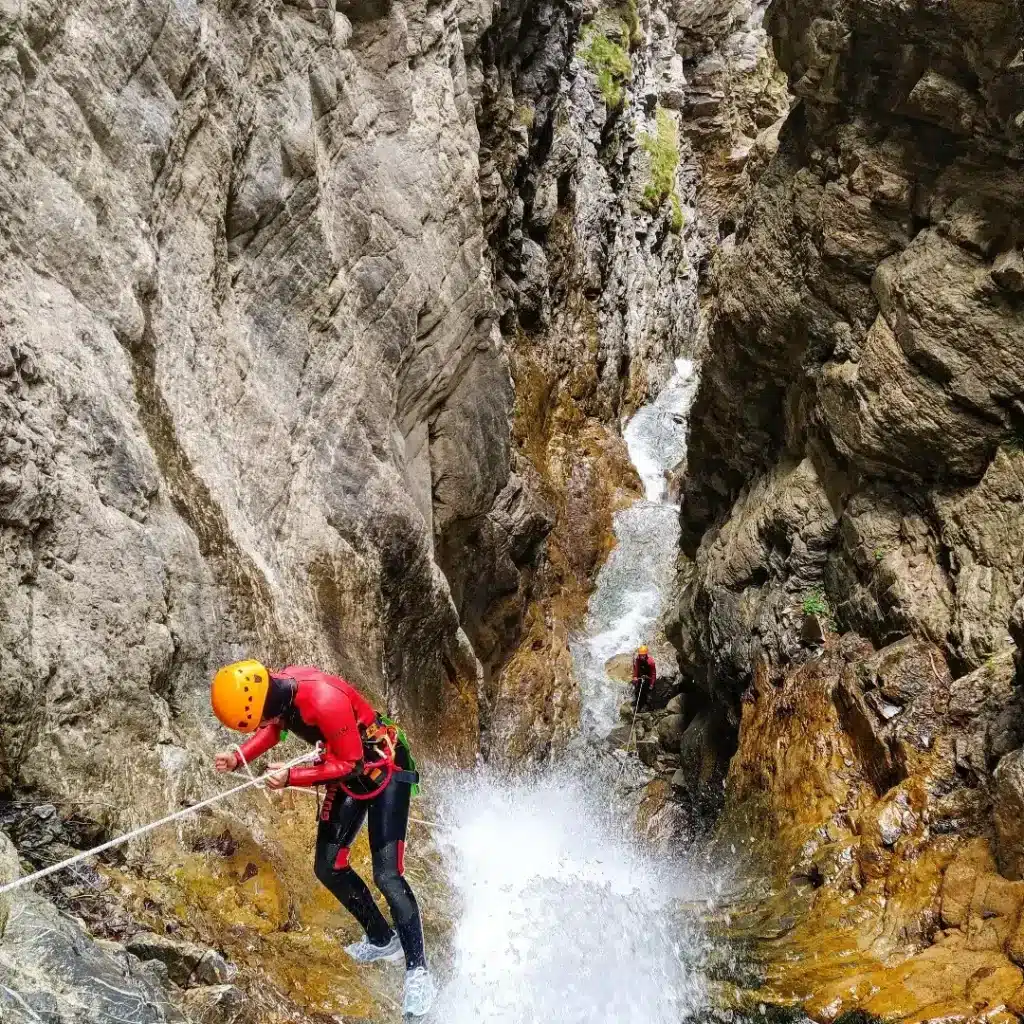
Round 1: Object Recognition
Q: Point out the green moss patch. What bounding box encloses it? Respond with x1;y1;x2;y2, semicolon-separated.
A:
639;108;685;232
579;28;632;109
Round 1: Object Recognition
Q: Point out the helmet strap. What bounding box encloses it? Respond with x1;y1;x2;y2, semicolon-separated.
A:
263;675;296;722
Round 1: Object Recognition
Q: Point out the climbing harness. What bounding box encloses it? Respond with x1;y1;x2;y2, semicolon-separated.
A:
0;748;320;899
334;716;420;801
223;767;439;829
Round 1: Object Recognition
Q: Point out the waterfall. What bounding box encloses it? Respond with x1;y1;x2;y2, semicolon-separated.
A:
428;359;708;1023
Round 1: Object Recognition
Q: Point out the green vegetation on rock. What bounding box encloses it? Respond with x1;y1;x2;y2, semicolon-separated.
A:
623;0;642;48
801;589;830;617
639;108;684;232
579;28;632;109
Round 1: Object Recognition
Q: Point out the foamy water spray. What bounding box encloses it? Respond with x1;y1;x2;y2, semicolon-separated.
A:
431;766;707;1024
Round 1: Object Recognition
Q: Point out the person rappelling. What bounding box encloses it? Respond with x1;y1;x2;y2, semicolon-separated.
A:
210;661;435;1017
632;644;656;711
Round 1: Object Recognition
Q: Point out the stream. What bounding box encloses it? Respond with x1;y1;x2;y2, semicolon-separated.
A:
429;358;712;1023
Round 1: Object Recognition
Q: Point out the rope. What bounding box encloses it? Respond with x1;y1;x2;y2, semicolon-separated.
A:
223;768;441;829
235;744;272;806
0;749;319;899
619;685;644;779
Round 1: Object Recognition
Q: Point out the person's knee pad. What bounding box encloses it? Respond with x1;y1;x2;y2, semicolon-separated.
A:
314;845;350;886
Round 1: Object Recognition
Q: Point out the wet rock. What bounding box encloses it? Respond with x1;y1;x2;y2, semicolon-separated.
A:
125;932;231;988
665;693;685;716
995;749;1024;880
180;984;252;1024
0;892;184;1023
636;737;661;768
606;724;634;749
657;714;686;750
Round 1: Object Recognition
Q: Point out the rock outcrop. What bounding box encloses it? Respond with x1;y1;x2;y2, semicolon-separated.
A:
670;0;1024;1016
0;0;548;824
673;0;1024;790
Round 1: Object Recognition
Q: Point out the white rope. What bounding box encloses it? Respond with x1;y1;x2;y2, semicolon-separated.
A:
223;768;442;829
0;749;319;899
619;686;644;779
234;744;272;806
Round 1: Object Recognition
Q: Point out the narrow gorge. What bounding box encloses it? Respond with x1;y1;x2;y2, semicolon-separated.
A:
1;0;1023;1020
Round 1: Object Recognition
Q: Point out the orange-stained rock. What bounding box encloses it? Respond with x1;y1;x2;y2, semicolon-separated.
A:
1006;981;1024;1015
716;636;1024;1024
966;962;1024;1009
943;841;998;928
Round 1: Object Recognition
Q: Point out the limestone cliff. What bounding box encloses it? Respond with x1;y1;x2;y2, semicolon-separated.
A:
669;0;1024;1016
0;0;545;822
0;0;775;1016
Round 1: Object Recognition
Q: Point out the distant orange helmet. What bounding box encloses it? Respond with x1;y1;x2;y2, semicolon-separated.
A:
638;645;649;656
211;660;270;733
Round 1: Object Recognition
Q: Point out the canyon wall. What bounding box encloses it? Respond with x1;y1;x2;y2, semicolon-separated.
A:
0;0;550;825
669;0;1024;1017
0;0;736;1015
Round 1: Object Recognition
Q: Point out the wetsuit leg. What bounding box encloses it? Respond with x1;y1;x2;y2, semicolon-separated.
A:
367;748;426;969
314;789;394;946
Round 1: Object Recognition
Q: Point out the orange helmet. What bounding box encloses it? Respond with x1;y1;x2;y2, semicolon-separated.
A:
211;660;270;733
638;645;649;656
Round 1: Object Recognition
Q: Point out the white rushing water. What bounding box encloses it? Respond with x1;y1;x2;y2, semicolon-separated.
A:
573;359;700;737
431;766;708;1024
429;358;707;1024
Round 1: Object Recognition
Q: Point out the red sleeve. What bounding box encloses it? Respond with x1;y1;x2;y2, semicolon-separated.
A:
237;723;282;763
650;658;657;681
288;687;362;788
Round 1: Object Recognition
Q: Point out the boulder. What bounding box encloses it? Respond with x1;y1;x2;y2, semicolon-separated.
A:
125;932;231;988
0;893;184;1022
664;693;686;717
605;724;634;749
180;984;253;1024
636;737;661;768
657;714;686;750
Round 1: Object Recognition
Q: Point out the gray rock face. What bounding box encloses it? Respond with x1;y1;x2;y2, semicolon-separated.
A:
0;831;17;939
995;748;1024;880
126;931;232;988
0;893;185;1023
673;0;1024;738
0;0;555;821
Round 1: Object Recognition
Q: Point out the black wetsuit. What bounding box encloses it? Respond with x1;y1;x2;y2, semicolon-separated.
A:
633;654;656;710
313;745;426;970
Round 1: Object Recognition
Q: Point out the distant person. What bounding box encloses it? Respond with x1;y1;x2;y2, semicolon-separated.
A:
210;661;434;1017
632;645;657;711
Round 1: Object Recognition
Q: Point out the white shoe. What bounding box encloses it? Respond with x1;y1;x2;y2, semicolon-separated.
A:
402;966;435;1017
344;932;404;964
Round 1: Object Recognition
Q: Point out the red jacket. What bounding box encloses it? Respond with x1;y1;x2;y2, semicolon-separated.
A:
633;654;656;684
237;666;377;787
